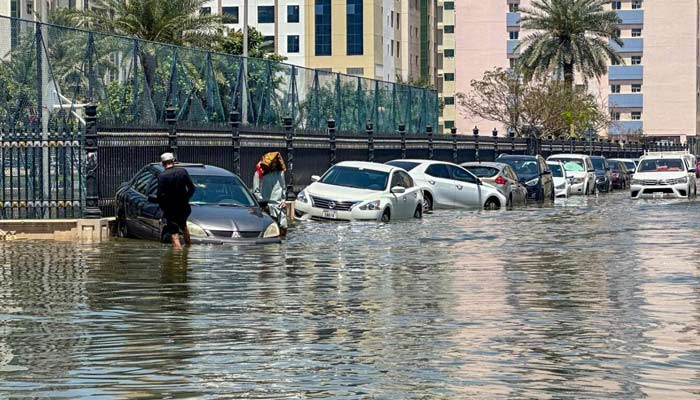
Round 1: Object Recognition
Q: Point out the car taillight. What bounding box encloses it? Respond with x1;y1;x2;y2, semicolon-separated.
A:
495;176;508;185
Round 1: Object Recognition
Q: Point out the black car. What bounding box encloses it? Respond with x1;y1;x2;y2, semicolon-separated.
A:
496;154;555;201
115;163;282;244
590;156;613;192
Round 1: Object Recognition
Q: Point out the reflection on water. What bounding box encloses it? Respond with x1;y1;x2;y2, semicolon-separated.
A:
1;192;700;398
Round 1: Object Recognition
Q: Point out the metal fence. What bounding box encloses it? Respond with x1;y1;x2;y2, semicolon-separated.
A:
0;15;438;135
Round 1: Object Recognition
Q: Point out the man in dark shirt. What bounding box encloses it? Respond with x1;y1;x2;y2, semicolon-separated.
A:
157;153;196;249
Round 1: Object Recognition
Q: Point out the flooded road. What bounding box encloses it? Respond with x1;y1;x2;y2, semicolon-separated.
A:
1;192;700;398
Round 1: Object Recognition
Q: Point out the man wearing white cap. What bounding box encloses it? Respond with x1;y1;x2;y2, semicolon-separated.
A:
156;152;196;249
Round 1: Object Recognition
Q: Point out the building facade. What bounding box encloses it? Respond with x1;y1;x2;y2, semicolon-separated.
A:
453;0;700;142
437;0;455;133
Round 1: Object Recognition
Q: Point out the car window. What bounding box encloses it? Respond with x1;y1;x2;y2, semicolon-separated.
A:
190;175;257;207
505;166;518;180
585;159;594;171
392;171;414;188
321;166;389;191
425;163;451;179
447;165;478;184
386;161;420;171
638;158;685;172
464;165;499;177
132;169;154;195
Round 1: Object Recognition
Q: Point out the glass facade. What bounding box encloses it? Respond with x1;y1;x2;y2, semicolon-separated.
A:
315;0;332;56
287;35;300;53
222;6;239;23
346;0;363;55
258;6;275;23
288;5;300;23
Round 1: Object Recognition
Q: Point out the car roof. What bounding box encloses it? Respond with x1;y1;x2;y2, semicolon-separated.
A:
548;154;589;159
337;161;397;173
639;154;685;160
150;163;234;176
461;162;507;169
498;154;537;160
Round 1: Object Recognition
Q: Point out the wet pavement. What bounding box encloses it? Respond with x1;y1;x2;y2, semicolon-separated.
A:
1;192;700;398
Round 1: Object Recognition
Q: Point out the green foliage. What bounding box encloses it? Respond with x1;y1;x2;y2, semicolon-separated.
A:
215;27;286;62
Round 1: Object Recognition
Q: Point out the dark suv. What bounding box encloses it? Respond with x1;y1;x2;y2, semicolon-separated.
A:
496;154;555;201
590;156;613;192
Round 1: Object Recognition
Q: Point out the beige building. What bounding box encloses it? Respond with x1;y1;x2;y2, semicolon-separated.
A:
452;0;700;143
437;0;455;133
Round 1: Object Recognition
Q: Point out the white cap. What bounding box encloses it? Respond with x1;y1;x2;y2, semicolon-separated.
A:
160;152;175;163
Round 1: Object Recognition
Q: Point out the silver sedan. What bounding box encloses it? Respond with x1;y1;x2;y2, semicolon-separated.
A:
461;162;528;207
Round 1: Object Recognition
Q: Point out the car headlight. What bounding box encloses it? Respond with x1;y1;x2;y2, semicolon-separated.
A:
525;178;539;187
263;223;280;238
556;183;566;190
631;179;641;185
296;190;308;203
358;200;381;210
186;221;208;237
678;176;688;184
573;177;584;183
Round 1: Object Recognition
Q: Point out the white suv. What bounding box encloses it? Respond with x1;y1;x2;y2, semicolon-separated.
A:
547;154;597;195
631;154;697;199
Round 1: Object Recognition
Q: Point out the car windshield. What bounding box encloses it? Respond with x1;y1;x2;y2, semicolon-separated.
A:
320;166;389;191
500;158;538;179
610;162;622;171
386;161;420;171
548;164;564;177
189;175;257;207
464;166;499;178
637;159;685;172
552;159;585;172
591;158;606;170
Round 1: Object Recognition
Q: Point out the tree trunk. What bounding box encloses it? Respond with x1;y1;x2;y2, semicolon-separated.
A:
563;63;575;88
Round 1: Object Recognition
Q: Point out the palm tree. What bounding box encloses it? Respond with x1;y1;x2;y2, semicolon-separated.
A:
516;0;623;87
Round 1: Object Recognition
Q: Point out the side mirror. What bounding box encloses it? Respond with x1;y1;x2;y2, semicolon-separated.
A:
311;175;321;182
391;186;406;194
477;178;483;185
689;169;696;173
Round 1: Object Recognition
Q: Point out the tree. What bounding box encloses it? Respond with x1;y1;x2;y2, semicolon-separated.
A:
215;27;286;62
456;68;610;138
516;0;623;87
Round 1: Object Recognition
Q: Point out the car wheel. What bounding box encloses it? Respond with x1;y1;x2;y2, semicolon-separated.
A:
413;205;423;219
381;208;391;223
423;193;433;213
484;197;501;210
116;210;128;238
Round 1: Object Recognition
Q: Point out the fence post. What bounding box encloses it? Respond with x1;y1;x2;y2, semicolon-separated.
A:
492;128;499;160
366;120;374;162
284;116;295;199
328;119;337;166
427;125;434;160
510;130;516;153
230;111;240;176
548;135;553;156
473;126;480;162
84;104;101;219
399;122;407;159
452;127;458;163
165;107;178;159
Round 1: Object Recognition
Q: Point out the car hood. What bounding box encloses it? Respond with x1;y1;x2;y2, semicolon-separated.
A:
304;182;382;201
189;205;273;232
594;170;607;176
565;170;587;178
518;174;538;183
632;172;688;180
553;177;567;185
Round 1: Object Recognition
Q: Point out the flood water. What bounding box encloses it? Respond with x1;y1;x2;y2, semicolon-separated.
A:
1;192;700;398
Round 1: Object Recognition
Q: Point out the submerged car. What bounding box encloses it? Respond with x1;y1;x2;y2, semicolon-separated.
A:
496;154;555;201
591;156;613;193
609;158;638;174
608;160;631;189
631;155;697;199
115;163;281;244
294;161;424;222
461;162;528;207
547;154;597;196
546;161;572;198
386;159;507;210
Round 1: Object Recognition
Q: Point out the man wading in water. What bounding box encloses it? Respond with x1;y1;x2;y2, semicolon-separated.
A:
157;153;196;250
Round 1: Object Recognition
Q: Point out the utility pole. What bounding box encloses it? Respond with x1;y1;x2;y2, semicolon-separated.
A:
241;0;248;125
39;0;50;217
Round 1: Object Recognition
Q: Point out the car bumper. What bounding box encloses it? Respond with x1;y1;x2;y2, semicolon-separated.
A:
294;201;382;221
190;236;282;245
569;182;586;195
555;187;569;198
596;178;610;191
631;184;689;199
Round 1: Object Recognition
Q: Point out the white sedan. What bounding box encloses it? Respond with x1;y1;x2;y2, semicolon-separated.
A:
386;159;507;210
294;161;424;222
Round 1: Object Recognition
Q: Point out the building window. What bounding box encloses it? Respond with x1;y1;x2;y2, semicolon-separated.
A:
611;111;621;121
444;25;454;34
10;0;19;48
287;35;300;53
631;111;642;120
509;31;519;40
632;28;642;37
632;0;642;9
444;49;455;58
631;56;642;65
262;36;275;52
611;1;621;10
199;7;211;15
444;97;455;105
444;2;454;11
287;5;300;23
632;84;642;93
509;3;519;12
611;84;620;93
347;0;363;55
315;0;332;56
258;6;275;23
347;68;364;76
445;121;455;129
222;6;239;23
444;73;455;81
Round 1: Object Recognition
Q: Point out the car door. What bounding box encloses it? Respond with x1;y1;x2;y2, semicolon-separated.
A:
125;169;153;238
505;166;526;204
131;169;162;240
585;158;596;190
388;171;410;219
538;157;553;196
446;164;481;208
423;163;456;208
397;170;420;218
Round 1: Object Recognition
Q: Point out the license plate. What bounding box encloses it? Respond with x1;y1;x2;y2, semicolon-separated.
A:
322;209;337;219
653;192;664;199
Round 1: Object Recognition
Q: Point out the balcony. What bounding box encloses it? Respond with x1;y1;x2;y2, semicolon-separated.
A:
608;65;643;81
609;121;643;135
507;39;520;55
610;38;643;53
617;10;644;25
609;93;643;108
507;12;520;27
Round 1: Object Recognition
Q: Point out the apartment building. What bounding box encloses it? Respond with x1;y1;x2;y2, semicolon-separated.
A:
437;0;455;133
453;0;700;142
